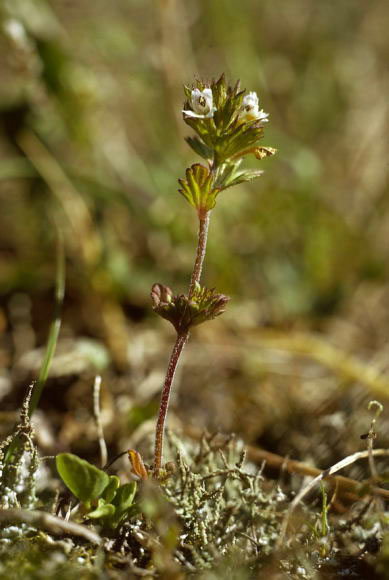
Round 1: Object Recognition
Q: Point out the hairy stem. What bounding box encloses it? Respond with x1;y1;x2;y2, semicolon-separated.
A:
188;211;210;299
153;332;188;474
153;211;212;474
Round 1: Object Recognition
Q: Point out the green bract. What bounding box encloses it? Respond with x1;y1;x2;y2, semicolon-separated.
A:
178;164;220;214
213;159;263;191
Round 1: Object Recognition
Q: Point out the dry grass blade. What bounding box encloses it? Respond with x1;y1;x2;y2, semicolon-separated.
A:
93;375;108;468
277;448;389;547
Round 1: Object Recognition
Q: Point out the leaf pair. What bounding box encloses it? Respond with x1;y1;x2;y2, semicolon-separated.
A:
151;281;229;334
178;157;276;214
88;481;137;528
178;164;220;215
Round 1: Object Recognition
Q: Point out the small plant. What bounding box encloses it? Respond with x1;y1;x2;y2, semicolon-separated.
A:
56;453;137;530
151;75;276;475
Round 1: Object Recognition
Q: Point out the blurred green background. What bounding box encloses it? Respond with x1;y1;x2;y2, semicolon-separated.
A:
0;1;388;457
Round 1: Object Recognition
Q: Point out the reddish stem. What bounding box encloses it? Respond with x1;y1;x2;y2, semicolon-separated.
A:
153;211;211;475
188;211;210;299
153;332;189;474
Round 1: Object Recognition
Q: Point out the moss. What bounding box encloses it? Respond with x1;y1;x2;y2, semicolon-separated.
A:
165;434;282;569
0;415;387;578
0;537;100;580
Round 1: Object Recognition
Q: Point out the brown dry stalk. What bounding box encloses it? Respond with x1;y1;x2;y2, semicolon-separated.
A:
182;423;389;502
246;445;389;501
277;447;389;546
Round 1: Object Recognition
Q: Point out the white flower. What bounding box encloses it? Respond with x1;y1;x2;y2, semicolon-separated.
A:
243;91;259;111
238;91;269;124
3;19;29;48
183;88;216;119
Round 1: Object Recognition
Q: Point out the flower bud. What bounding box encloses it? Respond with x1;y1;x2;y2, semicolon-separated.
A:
151;283;173;309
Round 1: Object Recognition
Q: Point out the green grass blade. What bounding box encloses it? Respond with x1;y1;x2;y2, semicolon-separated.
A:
28;231;65;416
4;231;65;462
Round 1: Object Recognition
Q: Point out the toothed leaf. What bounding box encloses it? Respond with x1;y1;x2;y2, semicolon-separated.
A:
178;163;220;212
185;136;213;160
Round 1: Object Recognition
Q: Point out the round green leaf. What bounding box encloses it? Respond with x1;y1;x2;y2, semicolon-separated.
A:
56;453;109;502
103;475;120;503
88;499;116;520
112;482;137;515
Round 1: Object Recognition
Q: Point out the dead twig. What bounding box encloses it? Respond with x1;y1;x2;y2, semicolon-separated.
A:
246;446;389;501
0;508;102;545
93;375;108;468
277;448;389;547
